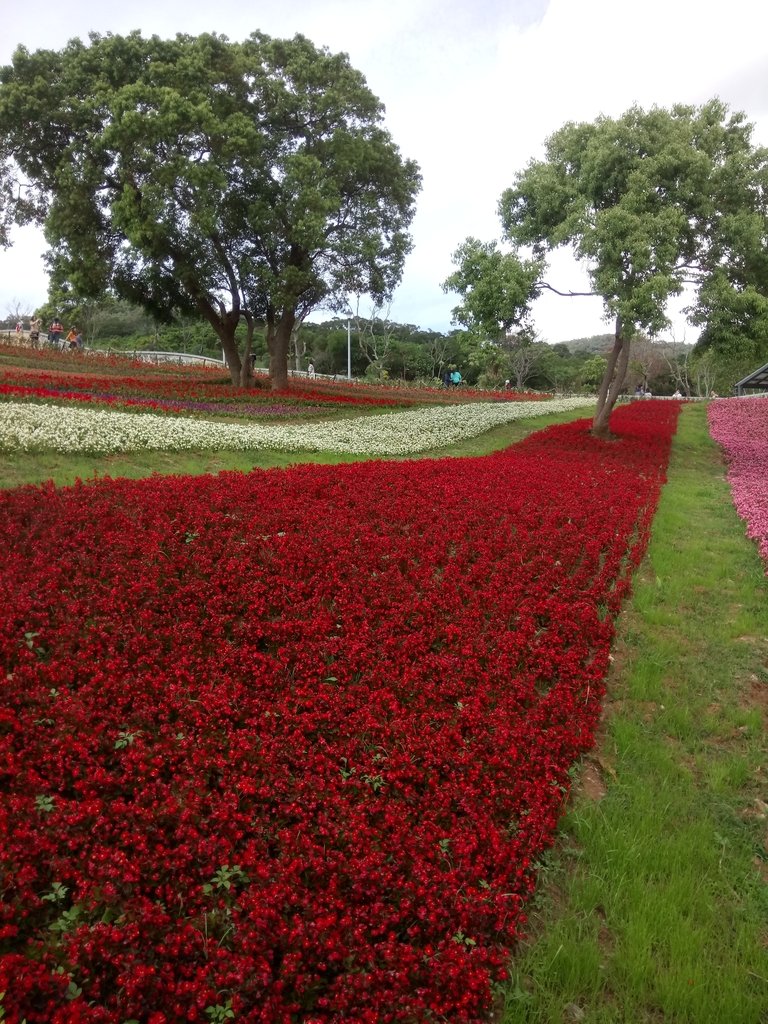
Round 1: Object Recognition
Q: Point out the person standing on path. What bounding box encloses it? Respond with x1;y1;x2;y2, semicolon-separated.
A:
29;317;42;347
49;318;64;348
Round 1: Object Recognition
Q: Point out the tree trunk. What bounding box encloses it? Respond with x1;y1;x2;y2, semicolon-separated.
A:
238;316;255;388
267;312;296;391
592;315;632;439
215;324;243;386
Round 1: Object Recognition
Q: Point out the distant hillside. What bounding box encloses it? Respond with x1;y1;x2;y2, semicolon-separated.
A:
558;334;614;353
558;334;693;355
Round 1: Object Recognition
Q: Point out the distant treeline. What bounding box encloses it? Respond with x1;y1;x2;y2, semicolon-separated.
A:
5;301;762;395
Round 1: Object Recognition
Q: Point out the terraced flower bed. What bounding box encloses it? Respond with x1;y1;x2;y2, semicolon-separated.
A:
0;400;680;1023
0;355;547;415
0;398;594;457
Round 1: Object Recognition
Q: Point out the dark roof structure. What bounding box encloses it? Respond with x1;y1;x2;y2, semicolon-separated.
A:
734;361;768;396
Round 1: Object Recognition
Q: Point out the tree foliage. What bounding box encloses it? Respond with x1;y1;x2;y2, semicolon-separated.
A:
497;99;768;433
0;31;421;388
442;237;542;339
691;269;768;388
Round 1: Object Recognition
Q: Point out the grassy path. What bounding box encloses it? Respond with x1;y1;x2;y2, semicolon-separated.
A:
501;402;768;1023
0;404;593;489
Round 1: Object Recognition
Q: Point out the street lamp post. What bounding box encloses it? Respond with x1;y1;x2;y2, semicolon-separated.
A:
347;318;352;380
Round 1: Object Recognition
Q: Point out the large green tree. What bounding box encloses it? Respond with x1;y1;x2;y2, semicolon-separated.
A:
499;102;768;436
0;31;421;388
491;99;768;435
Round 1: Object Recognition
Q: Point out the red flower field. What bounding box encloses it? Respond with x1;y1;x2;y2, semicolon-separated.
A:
0;365;401;410
0;401;680;1023
0;362;546;414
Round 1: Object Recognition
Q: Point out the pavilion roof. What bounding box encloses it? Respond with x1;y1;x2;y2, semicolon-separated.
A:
734;361;768;395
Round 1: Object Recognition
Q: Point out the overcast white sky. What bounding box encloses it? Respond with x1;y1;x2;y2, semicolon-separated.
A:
2;0;768;341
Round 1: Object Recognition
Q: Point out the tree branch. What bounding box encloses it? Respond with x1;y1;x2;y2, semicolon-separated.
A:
210;233;241;314
539;281;599;298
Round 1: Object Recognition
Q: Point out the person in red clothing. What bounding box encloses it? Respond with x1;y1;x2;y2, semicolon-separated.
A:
49;319;64;347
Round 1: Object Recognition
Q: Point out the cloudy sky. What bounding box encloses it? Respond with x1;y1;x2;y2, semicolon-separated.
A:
2;0;768;341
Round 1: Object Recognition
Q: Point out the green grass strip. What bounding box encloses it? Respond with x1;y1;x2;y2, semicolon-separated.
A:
0;405;593;489
500;402;768;1023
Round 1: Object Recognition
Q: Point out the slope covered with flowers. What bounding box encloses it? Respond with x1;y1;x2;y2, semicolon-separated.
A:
0;365;402;411
0;401;680;1023
0;397;594;456
708;397;768;569
0;354;546;413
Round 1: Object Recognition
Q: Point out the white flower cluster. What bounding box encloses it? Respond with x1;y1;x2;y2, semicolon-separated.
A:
0;398;595;457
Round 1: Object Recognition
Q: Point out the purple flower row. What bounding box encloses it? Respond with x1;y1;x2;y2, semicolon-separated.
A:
70;389;328;419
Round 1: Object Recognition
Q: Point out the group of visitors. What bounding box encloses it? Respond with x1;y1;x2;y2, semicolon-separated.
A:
635;385;705;399
442;368;463;387
23;317;83;350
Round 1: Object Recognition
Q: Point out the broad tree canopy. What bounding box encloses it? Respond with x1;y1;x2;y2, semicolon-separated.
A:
495;99;768;434
0;31;421;387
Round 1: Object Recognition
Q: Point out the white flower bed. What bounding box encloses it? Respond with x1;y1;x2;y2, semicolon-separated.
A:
0;398;595;456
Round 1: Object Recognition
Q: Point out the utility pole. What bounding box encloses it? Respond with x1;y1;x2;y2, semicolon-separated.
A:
347;318;352;380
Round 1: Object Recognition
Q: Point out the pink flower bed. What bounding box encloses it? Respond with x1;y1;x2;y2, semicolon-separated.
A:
708;398;768;568
0;402;679;1023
